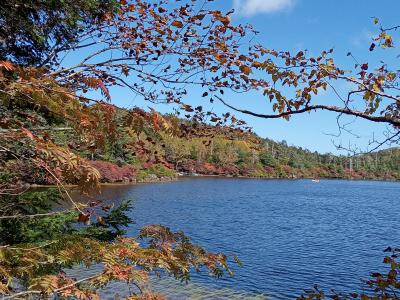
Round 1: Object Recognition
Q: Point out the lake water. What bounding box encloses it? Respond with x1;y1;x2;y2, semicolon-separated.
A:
95;178;400;299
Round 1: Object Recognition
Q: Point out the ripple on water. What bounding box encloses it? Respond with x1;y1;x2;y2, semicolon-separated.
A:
95;276;267;300
86;178;400;299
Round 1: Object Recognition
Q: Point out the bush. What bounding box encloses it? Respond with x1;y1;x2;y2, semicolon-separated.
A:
89;160;136;183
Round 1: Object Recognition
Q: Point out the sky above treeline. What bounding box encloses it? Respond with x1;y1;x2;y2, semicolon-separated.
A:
214;0;399;154
104;0;400;154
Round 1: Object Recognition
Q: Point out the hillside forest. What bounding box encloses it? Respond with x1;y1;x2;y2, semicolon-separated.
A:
9;106;399;185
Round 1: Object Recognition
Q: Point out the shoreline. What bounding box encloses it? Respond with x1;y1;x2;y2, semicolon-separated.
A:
29;173;399;189
181;174;399;183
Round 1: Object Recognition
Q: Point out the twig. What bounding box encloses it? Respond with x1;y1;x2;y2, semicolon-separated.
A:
0;209;72;220
3;274;102;300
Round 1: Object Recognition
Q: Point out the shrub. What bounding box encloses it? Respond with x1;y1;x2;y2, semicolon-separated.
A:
89;160;136;183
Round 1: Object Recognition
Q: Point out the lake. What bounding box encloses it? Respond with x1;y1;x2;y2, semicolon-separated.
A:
94;178;400;299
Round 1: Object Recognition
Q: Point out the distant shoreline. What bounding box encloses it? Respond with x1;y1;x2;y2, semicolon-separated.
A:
179;174;399;182
28;173;399;190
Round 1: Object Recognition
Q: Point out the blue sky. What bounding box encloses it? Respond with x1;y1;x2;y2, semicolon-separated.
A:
76;0;400;154
213;0;400;154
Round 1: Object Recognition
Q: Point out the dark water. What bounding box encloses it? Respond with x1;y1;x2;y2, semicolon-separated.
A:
96;178;400;299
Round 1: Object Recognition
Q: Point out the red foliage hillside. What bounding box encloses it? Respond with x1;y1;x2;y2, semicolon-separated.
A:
89;161;136;183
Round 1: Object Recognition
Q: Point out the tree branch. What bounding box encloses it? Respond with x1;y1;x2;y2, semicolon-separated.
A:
216;96;400;127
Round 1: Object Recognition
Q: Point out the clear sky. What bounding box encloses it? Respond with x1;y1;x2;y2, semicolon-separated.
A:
91;0;400;154
214;0;399;154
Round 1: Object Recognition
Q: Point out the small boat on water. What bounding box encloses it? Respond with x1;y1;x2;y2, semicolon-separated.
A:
311;179;320;183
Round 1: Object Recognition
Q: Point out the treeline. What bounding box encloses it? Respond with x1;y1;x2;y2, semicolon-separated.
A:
48;110;400;182
161;134;400;180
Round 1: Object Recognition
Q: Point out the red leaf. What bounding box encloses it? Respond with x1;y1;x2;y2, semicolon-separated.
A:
97;80;111;101
77;213;90;223
21;128;34;139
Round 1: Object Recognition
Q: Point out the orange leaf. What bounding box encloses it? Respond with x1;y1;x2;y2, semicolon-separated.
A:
0;61;15;71
171;20;184;28
152;111;160;131
240;65;251;75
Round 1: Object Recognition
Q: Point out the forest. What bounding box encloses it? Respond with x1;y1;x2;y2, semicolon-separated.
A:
17;107;400;184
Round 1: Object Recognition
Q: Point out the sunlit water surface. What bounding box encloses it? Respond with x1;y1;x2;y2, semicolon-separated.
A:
79;178;400;299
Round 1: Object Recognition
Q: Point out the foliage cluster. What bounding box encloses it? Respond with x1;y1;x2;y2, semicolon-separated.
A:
63;113;399;181
0;0;399;299
160;133;400;180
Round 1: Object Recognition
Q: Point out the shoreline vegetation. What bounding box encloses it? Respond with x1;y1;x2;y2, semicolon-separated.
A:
24;147;400;187
22;136;399;187
16;110;399;187
28;171;399;190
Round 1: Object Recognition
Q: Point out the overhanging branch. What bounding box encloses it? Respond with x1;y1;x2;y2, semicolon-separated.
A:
216;96;400;127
